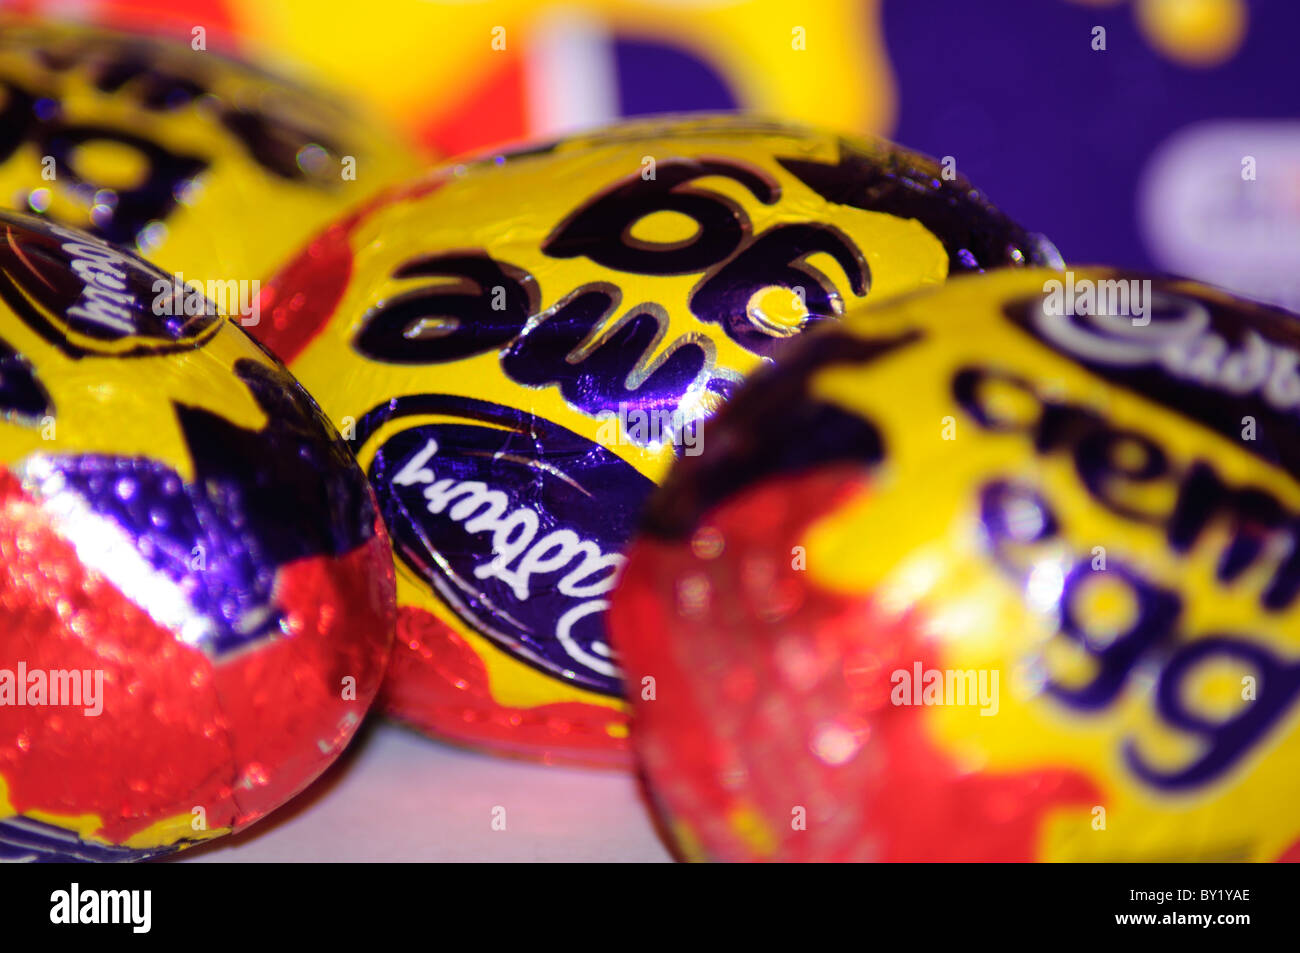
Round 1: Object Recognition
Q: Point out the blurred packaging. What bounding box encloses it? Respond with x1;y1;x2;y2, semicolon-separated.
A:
5;0;891;155
7;0;1298;309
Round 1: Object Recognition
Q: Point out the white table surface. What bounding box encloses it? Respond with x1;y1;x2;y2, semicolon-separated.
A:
174;720;674;863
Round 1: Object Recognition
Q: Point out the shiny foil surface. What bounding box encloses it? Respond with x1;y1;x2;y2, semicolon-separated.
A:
0;211;395;861
0;17;419;285
609;268;1300;861
252;114;1058;766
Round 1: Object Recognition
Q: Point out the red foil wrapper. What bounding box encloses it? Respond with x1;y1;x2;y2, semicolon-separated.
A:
610;270;1300;861
0;211;395;861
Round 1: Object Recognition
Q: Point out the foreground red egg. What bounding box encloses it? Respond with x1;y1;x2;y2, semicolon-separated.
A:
611;268;1300;861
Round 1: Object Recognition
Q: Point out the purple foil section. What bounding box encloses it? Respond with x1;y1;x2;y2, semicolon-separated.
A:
39;453;282;656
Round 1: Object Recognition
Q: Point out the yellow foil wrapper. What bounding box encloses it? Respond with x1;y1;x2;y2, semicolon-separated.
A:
253;114;1057;765
0;18;420;292
0;211;394;861
610;267;1300;860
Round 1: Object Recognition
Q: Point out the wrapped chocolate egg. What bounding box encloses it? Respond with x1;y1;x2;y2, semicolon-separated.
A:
609;267;1300;861
0;18;418;287
253;114;1058;766
0;212;395;861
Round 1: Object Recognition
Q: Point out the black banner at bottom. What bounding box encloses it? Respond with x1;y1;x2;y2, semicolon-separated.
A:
0;860;1282;941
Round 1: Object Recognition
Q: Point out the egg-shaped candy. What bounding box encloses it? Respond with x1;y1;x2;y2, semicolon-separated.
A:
253;114;1059;766
0;212;395;861
0;18;419;289
611;268;1300;861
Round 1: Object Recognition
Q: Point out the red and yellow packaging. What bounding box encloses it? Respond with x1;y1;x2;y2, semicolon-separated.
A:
253;115;1057;765
611;267;1300;861
0;18;419;285
0;212;395;861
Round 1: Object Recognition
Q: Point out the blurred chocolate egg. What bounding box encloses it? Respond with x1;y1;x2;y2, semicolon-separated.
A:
611;267;1300;861
0;18;419;291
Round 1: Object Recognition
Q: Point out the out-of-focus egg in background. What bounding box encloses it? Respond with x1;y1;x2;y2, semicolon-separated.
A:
0;17;420;287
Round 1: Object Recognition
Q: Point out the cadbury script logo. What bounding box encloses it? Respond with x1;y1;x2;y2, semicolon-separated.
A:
349;155;877;692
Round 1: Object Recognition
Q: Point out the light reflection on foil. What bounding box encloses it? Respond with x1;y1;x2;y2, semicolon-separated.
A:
1025;558;1066;613
17;455;215;648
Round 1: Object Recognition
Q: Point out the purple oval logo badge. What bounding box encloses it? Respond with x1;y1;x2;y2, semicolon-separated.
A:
354;395;654;696
0;211;218;358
